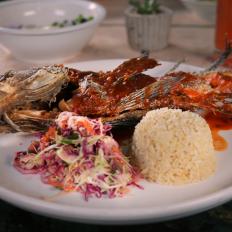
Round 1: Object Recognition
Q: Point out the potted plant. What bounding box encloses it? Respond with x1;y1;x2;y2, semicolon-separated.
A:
125;0;173;52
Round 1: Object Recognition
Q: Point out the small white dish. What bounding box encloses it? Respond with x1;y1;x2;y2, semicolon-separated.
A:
1;60;232;225
0;0;105;63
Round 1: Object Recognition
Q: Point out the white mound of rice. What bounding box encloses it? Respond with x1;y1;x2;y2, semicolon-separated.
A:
132;108;216;185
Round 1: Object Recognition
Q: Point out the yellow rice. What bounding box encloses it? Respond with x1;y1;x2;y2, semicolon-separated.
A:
132;108;216;185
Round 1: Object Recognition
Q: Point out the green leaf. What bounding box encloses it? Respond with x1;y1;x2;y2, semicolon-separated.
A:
129;0;140;8
129;0;161;14
88;16;94;21
60;138;77;145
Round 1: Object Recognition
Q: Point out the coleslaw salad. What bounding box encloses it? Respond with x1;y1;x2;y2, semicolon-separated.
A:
14;112;140;200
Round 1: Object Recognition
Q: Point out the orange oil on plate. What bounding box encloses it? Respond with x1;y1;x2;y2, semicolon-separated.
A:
205;114;232;151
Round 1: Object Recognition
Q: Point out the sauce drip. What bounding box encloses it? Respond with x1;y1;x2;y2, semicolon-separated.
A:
205;114;232;151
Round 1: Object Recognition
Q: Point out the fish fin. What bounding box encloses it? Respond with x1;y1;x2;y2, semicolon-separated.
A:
206;40;232;71
5;110;55;132
102;110;147;127
110;57;159;85
165;59;185;75
115;76;183;113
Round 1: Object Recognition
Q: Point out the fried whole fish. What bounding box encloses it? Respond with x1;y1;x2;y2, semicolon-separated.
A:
1;53;232;132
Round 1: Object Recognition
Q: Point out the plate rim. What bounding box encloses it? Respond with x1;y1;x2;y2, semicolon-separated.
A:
1;59;229;224
1;180;232;223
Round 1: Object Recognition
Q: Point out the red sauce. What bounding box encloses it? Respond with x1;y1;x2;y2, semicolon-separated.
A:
205;114;232;151
110;74;156;99
70;57;159;116
71;74;156;116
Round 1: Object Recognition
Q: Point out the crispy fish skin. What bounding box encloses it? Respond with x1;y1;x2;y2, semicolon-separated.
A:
0;65;68;115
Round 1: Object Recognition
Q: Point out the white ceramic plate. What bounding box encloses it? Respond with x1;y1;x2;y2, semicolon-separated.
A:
1;59;232;225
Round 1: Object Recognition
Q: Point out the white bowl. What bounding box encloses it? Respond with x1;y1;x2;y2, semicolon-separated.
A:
0;0;106;63
181;0;217;24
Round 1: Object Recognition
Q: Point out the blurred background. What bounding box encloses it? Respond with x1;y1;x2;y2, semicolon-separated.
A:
0;0;230;72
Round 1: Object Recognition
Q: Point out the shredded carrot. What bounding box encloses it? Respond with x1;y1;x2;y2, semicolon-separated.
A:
77;121;95;134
